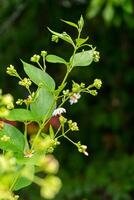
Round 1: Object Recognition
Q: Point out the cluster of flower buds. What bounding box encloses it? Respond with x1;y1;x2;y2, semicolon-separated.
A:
6;65;18;77
18;78;32;89
68;120;79;131
30;54;40;63
47;139;60;154
16;92;35;106
52;35;59;43
93;79;102;89
89;90;98;96
77;141;88;156
93;50;100;62
0;91;14;117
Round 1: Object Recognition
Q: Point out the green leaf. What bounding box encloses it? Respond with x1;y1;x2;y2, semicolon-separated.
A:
70;49;94;67
76;37;89;46
14;165;35;191
78;15;84;31
30;87;55;121
46;55;67;64
48;28;75;47
86;0;105;18
61;19;78;29
0;123;25;153
49;125;54;139
22;60;55;91
102;3;114;23
7;109;35;122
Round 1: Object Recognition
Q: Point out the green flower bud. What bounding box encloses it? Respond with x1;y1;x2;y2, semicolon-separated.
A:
72;82;81;93
68;120;79;131
93;79;102;89
16;99;23;105
30;54;40;62
41;50;47;57
59;115;67;125
77;142;88;156
52;35;59;43
18;78;31;88
24;95;33;105
89;90;98;96
63;89;69;96
93;51;100;62
6;65;17;76
80;82;85;88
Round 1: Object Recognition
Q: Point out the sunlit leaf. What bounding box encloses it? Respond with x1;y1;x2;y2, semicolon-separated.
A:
70;49;94;67
46;55;67;64
61;19;78;29
22;60;55;91
7;109;35;122
0;123;25;153
30;87;55;121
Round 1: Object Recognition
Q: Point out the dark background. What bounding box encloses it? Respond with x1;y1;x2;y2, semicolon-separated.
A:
0;0;134;199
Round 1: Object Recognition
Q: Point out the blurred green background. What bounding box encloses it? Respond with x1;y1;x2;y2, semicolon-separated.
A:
0;0;134;199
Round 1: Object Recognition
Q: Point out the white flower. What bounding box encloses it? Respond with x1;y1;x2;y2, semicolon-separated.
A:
52;107;66;116
69;93;81;105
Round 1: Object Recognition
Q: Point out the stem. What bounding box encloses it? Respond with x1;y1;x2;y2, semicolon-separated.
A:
37;62;44;70
9;172;21;191
64;135;77;146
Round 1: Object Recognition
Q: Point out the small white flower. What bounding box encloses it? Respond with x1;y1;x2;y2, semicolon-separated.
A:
52;107;66;116
69;93;81;105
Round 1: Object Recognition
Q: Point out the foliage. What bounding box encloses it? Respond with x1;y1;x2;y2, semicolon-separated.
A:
86;0;134;26
0;0;134;199
0;16;102;199
56;155;134;200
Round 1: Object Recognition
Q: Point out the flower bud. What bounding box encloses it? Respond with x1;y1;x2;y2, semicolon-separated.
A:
41;50;47;57
89;90;98;96
59;115;67;125
93;79;102;89
72;82;81;93
68;120;79;131
6;65;17;76
52;35;59;43
18;78;31;88
30;54;40;62
93;51;100;62
16;99;23;105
